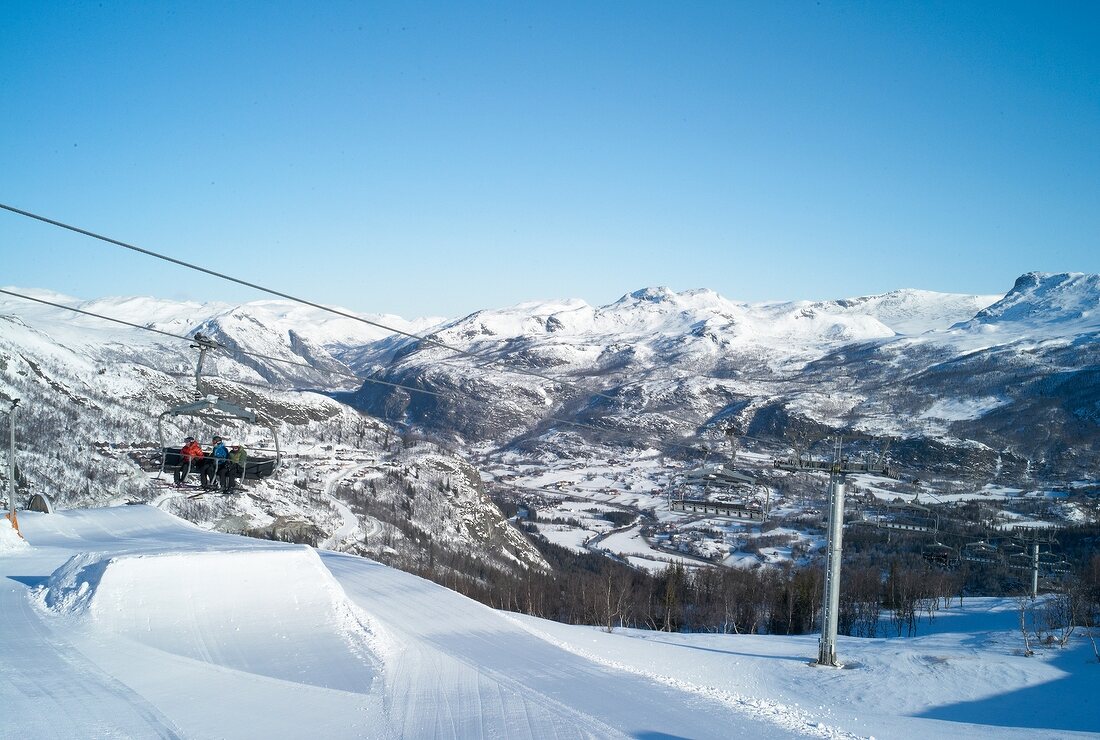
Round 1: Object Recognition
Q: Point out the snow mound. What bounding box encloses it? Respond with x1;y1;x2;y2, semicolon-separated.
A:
0;517;29;552
40;545;382;692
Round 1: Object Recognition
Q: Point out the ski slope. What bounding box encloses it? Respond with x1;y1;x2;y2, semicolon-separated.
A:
1;507;1096;739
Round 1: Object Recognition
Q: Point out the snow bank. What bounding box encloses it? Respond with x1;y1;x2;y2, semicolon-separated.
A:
39;545;382;692
0;516;29;552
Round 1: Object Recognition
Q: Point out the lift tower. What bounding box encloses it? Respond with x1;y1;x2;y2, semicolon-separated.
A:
774;436;889;667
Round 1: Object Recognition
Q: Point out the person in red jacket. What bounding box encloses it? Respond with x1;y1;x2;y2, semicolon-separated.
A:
174;436;205;486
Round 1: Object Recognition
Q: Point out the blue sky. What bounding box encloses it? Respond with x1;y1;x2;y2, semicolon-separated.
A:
2;1;1098;318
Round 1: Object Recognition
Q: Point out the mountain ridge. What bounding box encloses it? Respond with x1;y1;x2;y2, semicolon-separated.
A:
3;271;1098;505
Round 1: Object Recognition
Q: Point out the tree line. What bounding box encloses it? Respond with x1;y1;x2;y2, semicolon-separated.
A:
381;522;976;637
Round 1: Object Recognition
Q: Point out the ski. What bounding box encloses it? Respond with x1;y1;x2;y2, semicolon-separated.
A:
187;489;239;499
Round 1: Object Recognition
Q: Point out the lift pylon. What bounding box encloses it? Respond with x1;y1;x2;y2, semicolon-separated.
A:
775;435;890;668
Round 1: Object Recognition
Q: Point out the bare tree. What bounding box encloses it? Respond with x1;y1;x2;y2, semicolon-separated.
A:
1016;594;1036;657
599;567;631;633
1041;590;1076;648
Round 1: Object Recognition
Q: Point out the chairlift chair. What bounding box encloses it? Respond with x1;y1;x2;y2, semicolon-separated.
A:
157;396;282;481
921;541;958;568
1006;551;1034;571
670;460;768;521
961;539;1000;565
157;332;282;482
859;498;937;533
1037;551;1069;575
683;462;757;487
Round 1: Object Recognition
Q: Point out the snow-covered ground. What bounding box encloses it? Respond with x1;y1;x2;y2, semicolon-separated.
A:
2;507;1096;739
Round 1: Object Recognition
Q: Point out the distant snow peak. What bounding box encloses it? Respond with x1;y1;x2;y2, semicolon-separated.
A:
628;286;677;303
961;271;1100;334
617;287;730;315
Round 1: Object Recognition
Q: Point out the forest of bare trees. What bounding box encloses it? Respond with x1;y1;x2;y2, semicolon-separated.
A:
348;483;1100;645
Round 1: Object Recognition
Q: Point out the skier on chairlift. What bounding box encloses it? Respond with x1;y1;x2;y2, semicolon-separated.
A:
174;436;204;487
222;443;248;492
201;435;229;490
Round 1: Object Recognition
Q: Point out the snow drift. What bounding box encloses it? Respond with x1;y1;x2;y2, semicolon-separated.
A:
39;545;382;692
0;517;28;552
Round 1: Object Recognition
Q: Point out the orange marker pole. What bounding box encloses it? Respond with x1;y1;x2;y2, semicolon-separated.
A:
7;399;22;538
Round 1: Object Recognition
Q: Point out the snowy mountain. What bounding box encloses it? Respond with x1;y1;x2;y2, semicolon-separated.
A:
0;287;445;389
2;275;1098;580
820;288;1000;335
0;289;543;580
954;271;1100;335
3;274;1097;534
391;284;995;368
3;506;1096;739
786;272;1100;478
343;274;1097;484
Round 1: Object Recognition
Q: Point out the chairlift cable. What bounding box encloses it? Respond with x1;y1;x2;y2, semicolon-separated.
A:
1;206;874;457
0;203;858;442
0;203;624;404
0;287;740;459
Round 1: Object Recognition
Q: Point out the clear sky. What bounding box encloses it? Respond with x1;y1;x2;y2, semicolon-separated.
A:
2;1;1098;319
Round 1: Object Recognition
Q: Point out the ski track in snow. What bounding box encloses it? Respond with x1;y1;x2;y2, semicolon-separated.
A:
3;580;187;739
322;549;799;739
505;615;864;740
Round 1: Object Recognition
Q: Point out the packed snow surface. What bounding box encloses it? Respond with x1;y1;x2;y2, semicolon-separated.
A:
2;506;1096;739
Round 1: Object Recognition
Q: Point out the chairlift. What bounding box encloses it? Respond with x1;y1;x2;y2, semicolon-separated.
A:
157;333;281;482
1037;551;1071;575
772;438;893;477
773;450;820;471
841;457;894;476
683;462;757;487
960;539;1000;565
858;498;937;533
1006;551;1034;571
668;496;766;521
669;457;769;521
921;541;958;568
